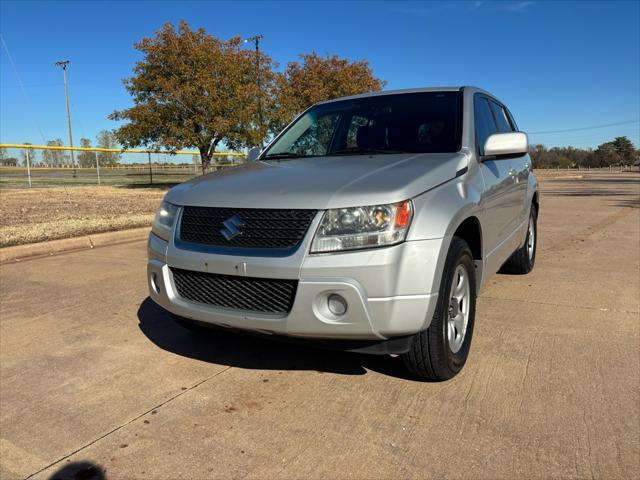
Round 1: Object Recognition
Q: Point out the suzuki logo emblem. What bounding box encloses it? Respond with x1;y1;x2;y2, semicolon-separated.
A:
220;215;244;241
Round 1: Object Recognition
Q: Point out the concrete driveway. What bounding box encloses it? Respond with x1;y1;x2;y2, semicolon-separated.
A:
1;173;638;479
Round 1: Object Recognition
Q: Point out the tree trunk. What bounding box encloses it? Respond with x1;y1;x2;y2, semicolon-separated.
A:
199;147;212;173
204;138;221;173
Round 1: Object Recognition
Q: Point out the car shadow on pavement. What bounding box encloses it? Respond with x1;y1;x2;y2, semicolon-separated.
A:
47;461;105;480
137;298;421;381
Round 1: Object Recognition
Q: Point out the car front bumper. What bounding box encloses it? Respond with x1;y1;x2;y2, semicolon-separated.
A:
147;232;445;341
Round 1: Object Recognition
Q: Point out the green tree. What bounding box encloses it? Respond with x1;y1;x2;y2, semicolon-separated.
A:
611;136;636;165
42;139;65;165
529;144;546;168
96;130;121;166
271;52;386;133
530;138;637;169
594;142;621;167
20;143;36;166
110;21;271;171
77;138;95;167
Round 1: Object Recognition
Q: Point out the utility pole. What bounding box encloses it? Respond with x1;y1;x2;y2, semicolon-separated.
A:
148;151;153;185
54;60;76;177
244;35;264;146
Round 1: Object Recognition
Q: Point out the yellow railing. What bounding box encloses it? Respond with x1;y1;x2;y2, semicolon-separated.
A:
0;143;246;156
0;143;246;188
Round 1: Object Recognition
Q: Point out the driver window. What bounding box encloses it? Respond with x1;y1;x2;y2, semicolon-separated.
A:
474;96;498;156
289;114;339;156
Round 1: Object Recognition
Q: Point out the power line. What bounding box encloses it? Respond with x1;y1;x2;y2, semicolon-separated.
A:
0;34;47;144
529;125;640;138
529;120;639;135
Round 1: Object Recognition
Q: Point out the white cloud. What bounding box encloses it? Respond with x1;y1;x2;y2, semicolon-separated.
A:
391;5;431;17
502;1;534;12
389;1;534;17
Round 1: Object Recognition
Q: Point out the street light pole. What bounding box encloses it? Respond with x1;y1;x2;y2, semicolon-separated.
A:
244;35;264;147
54;60;76;177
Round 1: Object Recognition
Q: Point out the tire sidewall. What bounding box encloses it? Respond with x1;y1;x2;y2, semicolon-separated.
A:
526;206;538;270
438;239;477;374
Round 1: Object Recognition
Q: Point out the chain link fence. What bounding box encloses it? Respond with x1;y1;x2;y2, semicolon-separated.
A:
0;144;245;188
1;144;637;189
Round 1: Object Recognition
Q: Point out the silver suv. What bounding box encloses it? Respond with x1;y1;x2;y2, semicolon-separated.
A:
147;86;538;380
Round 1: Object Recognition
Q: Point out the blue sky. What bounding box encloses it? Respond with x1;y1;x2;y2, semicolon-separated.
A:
1;0;639;152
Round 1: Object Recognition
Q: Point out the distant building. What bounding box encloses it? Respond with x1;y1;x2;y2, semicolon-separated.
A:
0;157;18;167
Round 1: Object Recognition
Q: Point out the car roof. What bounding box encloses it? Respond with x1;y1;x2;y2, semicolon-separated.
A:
316;86;493;104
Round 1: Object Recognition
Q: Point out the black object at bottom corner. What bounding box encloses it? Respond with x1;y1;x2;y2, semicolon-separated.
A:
170;313;414;355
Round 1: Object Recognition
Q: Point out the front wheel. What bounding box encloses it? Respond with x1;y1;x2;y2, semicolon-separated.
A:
401;237;477;381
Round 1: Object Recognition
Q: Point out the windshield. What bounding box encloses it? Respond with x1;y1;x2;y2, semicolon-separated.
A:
263;91;462;159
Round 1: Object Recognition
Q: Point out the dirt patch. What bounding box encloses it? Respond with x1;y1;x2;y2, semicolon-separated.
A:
0;186;166;247
534;169;583;178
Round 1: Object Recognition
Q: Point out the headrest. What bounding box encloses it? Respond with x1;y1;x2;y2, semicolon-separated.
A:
356;125;387;149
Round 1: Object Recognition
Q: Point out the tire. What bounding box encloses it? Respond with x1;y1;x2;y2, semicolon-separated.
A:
401;237;477;381
501;205;537;275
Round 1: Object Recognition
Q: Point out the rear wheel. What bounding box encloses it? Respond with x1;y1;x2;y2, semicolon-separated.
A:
501;205;537;274
401;237;477;380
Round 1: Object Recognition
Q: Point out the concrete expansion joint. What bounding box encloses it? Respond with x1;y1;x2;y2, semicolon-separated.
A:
482;295;638;315
23;366;233;480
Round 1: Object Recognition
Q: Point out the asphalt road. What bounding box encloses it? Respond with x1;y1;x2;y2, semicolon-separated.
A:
1;173;638;480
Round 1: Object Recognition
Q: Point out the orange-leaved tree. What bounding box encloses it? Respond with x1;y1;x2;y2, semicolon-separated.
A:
110;21;273;171
270;52;386;134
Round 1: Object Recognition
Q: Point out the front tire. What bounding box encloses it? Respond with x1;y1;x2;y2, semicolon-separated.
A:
401;237;477;381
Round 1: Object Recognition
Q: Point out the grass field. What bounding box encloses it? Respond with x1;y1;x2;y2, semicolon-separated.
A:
0;166;199;188
1;168;635;248
1;165;632;190
0;186;166;247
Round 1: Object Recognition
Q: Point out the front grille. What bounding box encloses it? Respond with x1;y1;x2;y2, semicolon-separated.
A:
179;207;317;250
171;268;297;314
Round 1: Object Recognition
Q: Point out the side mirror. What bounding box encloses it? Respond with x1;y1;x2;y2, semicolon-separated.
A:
247;147;262;161
483;132;528;158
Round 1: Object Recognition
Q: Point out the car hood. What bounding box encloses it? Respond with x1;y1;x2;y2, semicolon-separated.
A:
165;152;468;209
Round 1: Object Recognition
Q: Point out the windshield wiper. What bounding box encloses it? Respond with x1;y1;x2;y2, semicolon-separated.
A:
332;147;406;156
263;152;317;160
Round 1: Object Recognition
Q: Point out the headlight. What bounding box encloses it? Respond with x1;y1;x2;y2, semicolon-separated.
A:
152;201;180;241
310;200;413;253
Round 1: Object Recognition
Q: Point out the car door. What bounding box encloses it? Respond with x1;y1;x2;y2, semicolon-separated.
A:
474;95;523;274
489;100;530;226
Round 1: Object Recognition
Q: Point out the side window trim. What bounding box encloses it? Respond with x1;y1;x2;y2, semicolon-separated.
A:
486;99;501;131
473;93;498;157
505;107;519;132
489;99;513;133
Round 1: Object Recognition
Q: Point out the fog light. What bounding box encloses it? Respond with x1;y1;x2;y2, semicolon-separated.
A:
151;273;160;294
327;294;347;316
